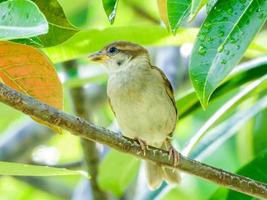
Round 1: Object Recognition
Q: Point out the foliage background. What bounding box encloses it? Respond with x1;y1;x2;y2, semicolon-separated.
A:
0;0;267;200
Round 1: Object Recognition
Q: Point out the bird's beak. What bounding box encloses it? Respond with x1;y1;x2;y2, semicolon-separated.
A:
88;51;110;63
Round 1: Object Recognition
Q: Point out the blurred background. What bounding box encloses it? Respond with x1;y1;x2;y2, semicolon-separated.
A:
0;0;266;200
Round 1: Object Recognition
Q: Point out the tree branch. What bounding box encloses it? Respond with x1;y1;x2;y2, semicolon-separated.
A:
0;82;267;199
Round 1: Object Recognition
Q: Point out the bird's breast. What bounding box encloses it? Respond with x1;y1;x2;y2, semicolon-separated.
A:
107;68;146;99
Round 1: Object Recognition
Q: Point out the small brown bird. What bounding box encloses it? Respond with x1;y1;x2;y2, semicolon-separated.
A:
89;41;180;189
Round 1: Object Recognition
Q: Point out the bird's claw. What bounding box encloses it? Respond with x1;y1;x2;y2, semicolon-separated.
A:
135;138;148;156
168;146;180;167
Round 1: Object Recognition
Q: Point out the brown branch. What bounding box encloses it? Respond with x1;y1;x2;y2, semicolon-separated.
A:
0;82;267;199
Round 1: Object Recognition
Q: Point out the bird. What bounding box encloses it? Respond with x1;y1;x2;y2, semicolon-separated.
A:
89;41;180;189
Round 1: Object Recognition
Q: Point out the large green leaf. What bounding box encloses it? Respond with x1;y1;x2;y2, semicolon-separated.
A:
98;150;140;197
183;75;267;156
177;57;267;118
167;0;191;33
0;0;48;40
189;0;267;108
43;26;198;63
31;0;78;47
209;148;267;200
0;0;78;47
102;0;119;24
0;161;88;177
191;93;267;160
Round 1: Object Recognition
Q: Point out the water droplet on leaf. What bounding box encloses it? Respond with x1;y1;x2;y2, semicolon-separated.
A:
256;8;262;12
207;37;214;42
198;46;207;55
219;30;224;37
248;7;254;13
227;8;233;15
218;45;224;52
221;59;227;64
230;37;237;44
203;23;211;30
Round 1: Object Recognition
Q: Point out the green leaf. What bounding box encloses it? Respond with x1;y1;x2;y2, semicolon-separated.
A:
236;99;255;165
189;0;267;108
31;0;78;47
191;93;267;160
102;0;119;24
177;57;267;119
0;104;22;133
167;0;191;33
176;88;198;118
246;30;267;58
0;0;48;40
0;161;89;177
98;150;140;197
63;74;107;89
11;37;43;47
43;26;198;63
209;188;228;200
253;106;267;154
189;0;207;21
206;0;217;13
209;148;267;200
183;75;267;156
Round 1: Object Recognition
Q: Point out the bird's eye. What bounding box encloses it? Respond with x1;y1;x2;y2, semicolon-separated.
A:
108;47;118;54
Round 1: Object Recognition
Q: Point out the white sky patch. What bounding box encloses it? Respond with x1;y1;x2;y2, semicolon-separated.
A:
180;43;193;58
32;145;60;165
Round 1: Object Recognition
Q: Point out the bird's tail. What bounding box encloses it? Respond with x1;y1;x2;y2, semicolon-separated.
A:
144;161;180;190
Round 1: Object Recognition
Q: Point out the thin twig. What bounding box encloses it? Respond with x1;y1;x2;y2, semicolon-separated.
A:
32;160;84;169
0;83;267;199
63;60;108;200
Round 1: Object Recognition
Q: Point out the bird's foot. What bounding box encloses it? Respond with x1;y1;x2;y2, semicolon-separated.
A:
168;146;180;167
134;137;148;156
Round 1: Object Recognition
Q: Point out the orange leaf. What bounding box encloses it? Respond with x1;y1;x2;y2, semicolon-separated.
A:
0;41;63;132
157;0;169;29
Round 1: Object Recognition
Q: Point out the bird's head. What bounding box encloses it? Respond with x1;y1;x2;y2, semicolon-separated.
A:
89;41;149;72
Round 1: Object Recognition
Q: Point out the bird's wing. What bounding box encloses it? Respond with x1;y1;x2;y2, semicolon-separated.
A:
151;65;178;134
108;96;116;117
